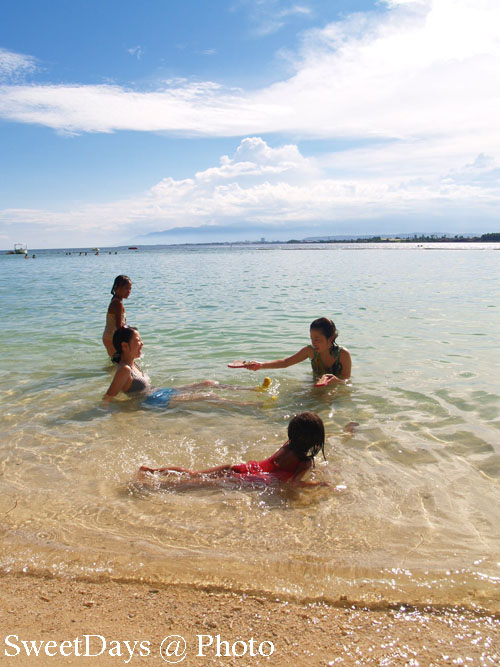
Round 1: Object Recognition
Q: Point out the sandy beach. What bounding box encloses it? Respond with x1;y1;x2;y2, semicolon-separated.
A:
1;572;499;665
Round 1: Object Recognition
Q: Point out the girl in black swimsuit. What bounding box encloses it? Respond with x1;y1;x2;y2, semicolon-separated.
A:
238;317;352;386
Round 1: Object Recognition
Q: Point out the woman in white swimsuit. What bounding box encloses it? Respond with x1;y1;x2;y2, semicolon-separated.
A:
103;326;271;409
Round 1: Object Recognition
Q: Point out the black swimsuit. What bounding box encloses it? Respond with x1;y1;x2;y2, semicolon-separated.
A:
309;345;343;377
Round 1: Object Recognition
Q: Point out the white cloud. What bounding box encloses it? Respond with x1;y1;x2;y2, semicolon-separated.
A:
234;0;313;36
0;0;498;149
0;48;37;81
194;137;319;184
0;79;286;135
2;136;500;248
254;4;313;36
127;46;143;60
2;0;500;246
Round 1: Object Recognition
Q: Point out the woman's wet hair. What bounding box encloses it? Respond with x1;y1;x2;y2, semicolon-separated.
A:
112;326;138;363
111;274;131;295
287;411;326;462
310;317;339;353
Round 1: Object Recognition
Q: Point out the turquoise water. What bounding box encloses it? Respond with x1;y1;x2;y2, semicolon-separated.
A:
1;243;499;610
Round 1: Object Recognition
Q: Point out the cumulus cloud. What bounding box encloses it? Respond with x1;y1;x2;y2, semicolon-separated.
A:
194;137;319;185
2;136;500;247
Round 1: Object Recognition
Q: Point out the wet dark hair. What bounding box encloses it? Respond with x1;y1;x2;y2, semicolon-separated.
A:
287;411;326;462
112;326;138;363
111;275;132;295
310;317;339;354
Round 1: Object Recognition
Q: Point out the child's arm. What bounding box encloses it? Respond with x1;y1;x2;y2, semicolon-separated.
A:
245;346;311;371
170;464;233;477
294;479;332;487
289;460;331;487
103;366;132;401
338;348;351;380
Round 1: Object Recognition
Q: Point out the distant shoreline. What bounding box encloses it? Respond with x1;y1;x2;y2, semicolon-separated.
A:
291;232;500;244
2;233;500;254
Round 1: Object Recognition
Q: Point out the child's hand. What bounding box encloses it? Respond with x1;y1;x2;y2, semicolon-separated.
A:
244;361;261;371
324;374;346;385
343;421;359;434
315;374;340;386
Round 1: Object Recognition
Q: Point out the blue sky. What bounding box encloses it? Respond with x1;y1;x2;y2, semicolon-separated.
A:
1;0;499;248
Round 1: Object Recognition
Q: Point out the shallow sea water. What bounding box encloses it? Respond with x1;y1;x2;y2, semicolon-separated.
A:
0;243;499;611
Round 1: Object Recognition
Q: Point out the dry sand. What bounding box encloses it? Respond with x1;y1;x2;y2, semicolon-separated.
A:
1;573;499;665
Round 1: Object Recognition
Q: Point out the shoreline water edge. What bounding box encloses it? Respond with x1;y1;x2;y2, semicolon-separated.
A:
2;572;499;664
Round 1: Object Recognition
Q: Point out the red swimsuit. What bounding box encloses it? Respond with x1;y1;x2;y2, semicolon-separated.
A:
230;455;298;482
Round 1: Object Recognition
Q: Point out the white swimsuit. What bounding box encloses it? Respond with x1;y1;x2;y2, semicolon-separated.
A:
125;364;151;394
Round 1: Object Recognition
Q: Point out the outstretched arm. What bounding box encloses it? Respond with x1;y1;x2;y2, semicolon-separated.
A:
244;346;311;371
139;464;232;478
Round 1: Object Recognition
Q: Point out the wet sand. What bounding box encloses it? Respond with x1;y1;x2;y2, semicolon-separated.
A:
1;573;499;665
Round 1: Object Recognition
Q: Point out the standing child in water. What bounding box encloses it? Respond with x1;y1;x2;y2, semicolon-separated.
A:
102;275;132;359
138;411;329;488
236;317;352;385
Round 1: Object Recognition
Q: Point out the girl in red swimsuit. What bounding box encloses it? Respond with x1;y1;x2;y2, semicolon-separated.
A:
138;412;329;488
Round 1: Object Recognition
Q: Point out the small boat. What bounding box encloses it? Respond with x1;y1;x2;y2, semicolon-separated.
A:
128;246;138;250
14;243;28;255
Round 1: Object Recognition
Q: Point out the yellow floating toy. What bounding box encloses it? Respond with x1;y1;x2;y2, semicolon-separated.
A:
257;377;272;391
